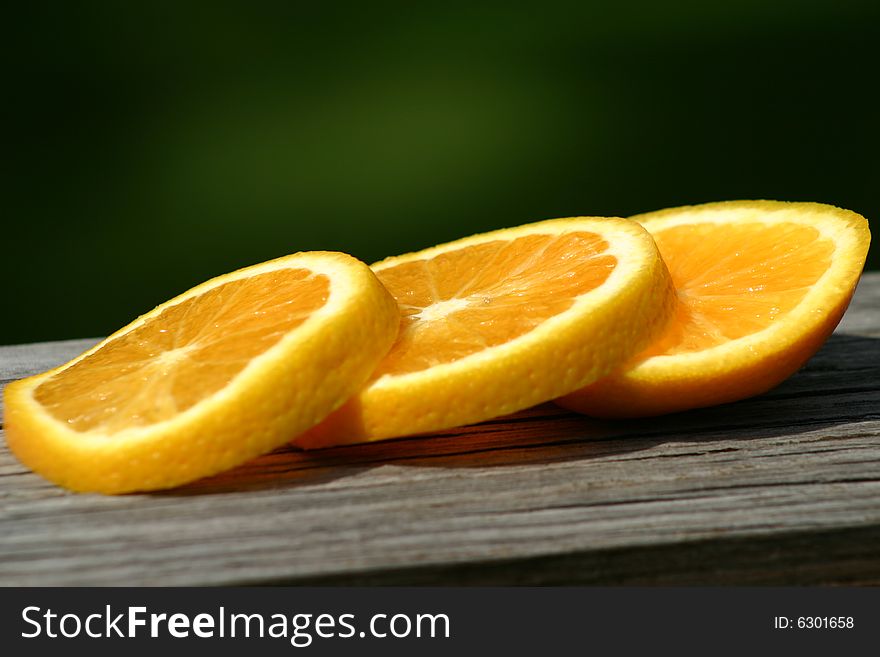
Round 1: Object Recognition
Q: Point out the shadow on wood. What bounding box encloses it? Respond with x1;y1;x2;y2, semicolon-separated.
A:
166;334;880;496
284;524;880;586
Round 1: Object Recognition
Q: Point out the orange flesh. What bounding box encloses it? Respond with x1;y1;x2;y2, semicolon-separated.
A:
373;231;616;377
35;269;329;433
641;222;833;357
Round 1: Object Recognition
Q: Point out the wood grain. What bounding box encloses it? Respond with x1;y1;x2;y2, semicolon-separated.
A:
1;274;878;586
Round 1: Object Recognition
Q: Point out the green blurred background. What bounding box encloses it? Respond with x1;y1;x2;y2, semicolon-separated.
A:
5;1;879;344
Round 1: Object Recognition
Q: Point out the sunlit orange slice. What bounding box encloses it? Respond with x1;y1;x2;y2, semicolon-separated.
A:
295;217;674;447
558;200;870;417
4;252;398;493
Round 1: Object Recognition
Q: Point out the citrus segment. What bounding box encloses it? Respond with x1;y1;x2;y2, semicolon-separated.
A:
34;268;329;432
295;217;674;448
557;200;870;417
374;232;617;376
4;252;399;493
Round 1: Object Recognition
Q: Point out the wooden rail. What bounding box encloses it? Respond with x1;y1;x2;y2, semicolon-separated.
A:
1;274;878;585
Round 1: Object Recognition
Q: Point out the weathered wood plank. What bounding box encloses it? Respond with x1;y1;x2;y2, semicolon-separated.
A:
0;274;878;586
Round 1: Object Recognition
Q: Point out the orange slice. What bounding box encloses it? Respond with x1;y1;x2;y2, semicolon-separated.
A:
557;200;870;417
3;252;398;493
295;217;674;448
